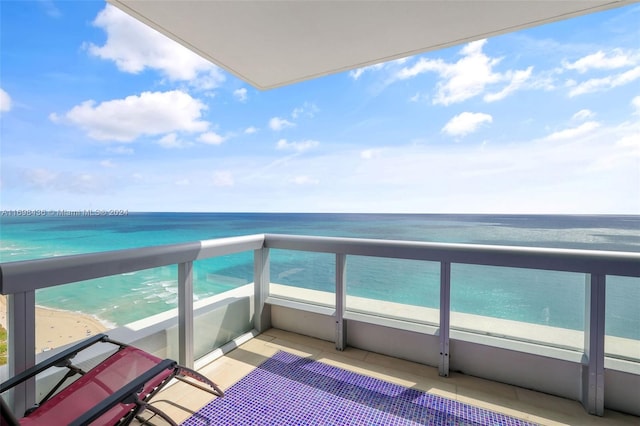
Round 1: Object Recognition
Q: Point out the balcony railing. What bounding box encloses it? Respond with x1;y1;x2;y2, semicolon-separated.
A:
1;234;639;417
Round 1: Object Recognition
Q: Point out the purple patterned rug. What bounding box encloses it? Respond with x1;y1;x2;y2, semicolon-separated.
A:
182;351;538;425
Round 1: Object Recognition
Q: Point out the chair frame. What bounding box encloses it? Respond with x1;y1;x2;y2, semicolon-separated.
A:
0;334;223;425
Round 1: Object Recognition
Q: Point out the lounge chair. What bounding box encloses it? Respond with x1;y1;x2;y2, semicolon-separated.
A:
0;334;223;425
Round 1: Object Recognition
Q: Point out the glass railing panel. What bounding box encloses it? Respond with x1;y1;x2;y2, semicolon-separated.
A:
192;252;253;298
34;265;177;354
605;275;640;363
269;250;335;307
192;254;254;360
450;264;585;350
345;256;440;325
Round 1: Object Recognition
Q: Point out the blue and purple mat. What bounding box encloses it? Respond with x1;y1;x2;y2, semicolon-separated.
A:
182;351;538;425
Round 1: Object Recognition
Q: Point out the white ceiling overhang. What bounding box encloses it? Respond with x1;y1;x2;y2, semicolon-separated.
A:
107;0;636;90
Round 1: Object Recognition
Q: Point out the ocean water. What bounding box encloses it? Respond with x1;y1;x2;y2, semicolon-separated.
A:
0;213;638;339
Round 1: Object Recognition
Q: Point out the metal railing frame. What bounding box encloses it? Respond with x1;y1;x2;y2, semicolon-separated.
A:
1;233;639;416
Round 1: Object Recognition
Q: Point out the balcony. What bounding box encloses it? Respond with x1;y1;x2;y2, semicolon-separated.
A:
1;234;639;423
148;329;639;425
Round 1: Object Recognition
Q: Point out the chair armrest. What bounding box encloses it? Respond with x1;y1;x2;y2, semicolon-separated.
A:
0;334;109;393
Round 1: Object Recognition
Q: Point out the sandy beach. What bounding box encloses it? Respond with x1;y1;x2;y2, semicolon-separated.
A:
0;295;108;353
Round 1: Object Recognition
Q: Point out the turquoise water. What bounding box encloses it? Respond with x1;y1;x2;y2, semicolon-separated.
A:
1;213;638;339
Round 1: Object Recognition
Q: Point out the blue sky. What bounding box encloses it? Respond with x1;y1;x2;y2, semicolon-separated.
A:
1;1;639;214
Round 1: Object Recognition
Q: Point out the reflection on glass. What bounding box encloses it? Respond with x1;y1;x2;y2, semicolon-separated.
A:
345;256;440;324
270;250;335;306
605;275;640;362
450;265;585;350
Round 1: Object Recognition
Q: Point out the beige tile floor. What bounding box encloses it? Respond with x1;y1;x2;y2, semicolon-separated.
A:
144;329;639;425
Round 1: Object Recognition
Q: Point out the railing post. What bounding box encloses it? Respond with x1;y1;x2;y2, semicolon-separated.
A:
7;291;36;415
254;248;271;332
439;262;451;377
178;261;194;368
335;254;347;351
582;273;606;416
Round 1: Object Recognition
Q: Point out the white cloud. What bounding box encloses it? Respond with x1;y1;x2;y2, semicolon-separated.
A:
39;0;62;18
107;146;134;155
51;90;209;142
100;160;116;168
360;149;383;159
24;168;58;187
395;57;445;80
244;126;258;134
20;168;109;194
484;67;533;102
349;63;385;80
409;92;428;103
212;171;234;187
87;5;225;89
350;58;411;81
392;40;530;105
276;139;319;152
267;104;318;133
158;133;193;149
223;119;637;213
563;49;635;73
572;109;595;121
291;102;319;119
269;117;295;131
233;88;247;102
7;118;637;213
442;112;493;137
198;131;225;145
616;132;640;150
545;121;601;141
290;175;319;185
0;88;12;112
568;66;640;97
632;96;640;115
589;128;640;171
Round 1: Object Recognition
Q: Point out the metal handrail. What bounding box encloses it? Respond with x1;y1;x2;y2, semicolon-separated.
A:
2;234;638;294
0;234;265;294
264;234;640;276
